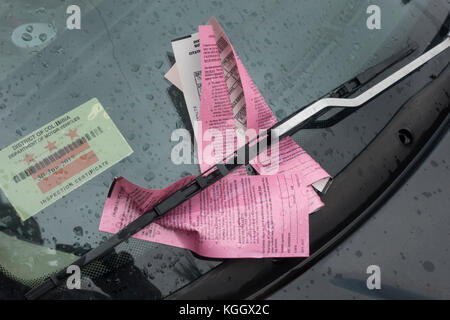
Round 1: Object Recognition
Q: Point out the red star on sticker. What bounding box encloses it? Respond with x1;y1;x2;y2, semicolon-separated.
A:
66;128;79;141
23;154;35;165
44;140;57;152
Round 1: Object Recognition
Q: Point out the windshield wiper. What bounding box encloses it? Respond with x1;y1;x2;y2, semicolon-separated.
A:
302;41;418;129
25;33;450;300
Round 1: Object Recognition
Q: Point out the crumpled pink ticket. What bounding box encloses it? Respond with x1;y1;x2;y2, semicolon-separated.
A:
201;18;330;187
98;19;331;258
198;18;330;211
99;174;310;258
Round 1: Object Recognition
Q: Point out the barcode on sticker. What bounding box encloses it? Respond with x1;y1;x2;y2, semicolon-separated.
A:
13;126;104;183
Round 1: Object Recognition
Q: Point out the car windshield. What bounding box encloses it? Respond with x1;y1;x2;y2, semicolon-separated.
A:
0;0;448;299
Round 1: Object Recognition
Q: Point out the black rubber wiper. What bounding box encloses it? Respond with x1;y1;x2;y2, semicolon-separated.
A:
302;41;418;129
25;33;450;300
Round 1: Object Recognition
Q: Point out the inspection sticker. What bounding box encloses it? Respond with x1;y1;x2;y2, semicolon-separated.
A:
0;98;133;220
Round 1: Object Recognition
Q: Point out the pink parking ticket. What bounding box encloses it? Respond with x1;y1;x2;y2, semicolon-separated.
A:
200;19;330;188
99;19;331;258
195;22;329;213
99;173;310;258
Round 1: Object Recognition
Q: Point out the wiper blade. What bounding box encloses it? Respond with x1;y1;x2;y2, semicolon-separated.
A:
301;41;419;129
25;34;450;300
274;35;449;138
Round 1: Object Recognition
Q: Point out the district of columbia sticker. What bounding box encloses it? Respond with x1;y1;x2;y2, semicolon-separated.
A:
0;98;133;220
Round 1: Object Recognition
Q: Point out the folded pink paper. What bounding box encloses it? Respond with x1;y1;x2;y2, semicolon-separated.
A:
99;19;331;258
99;174;310;258
204;18;330;187
197;19;329;213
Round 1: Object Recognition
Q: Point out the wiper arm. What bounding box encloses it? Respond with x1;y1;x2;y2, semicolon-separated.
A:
274;35;449;138
25;33;450;300
299;41;418;129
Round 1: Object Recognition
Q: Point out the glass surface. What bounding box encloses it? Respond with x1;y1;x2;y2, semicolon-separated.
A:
0;0;448;298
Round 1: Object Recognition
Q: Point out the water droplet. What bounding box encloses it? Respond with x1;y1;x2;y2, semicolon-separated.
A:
21;33;32;41
181;171;190;177
130;64;140;72
275;109;285;118
26;25;33;33
144;172;155;182
422;260;435;272
39;33;47;42
175;120;183;129
35;7;47;14
73;226;84;236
